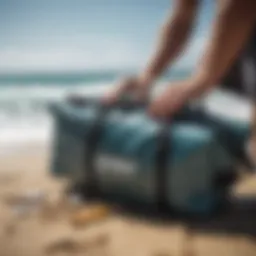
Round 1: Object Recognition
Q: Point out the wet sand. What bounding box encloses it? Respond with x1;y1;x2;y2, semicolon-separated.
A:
0;143;256;256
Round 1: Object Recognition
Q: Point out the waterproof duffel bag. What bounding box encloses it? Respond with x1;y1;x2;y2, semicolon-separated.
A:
50;97;245;215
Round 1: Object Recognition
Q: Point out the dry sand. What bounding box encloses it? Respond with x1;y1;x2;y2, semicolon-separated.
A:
0;143;256;256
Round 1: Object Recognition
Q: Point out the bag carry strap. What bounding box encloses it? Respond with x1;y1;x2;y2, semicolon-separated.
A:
86;98;151;197
155;119;171;211
67;95;150;197
154;107;193;211
67;95;104;196
84;105;106;196
67;94;179;210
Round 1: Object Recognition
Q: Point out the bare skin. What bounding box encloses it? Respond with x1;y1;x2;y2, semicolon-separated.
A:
104;0;199;102
147;0;256;166
105;0;256;108
149;0;256;117
104;0;256;162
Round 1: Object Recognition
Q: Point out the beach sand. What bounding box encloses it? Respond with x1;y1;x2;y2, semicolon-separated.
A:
0;143;256;256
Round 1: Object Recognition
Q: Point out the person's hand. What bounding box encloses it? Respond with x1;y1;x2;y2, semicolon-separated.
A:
103;74;152;104
148;79;194;119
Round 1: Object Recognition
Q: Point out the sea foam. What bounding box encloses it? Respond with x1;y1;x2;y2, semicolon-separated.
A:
0;81;251;154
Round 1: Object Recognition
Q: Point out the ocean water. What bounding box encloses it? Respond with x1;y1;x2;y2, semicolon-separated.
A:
0;71;118;154
0;70;251;154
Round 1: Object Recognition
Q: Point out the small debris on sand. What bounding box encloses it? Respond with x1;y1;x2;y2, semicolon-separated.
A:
70;204;111;228
45;237;84;254
153;253;172;256
12;205;32;219
1;191;48;237
39;200;61;221
3;190;46;208
67;193;84;208
3;190;47;219
4;221;17;236
39;192;84;221
91;233;110;247
45;233;110;255
181;227;196;256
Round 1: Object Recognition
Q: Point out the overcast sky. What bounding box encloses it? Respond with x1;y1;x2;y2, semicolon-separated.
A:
0;0;215;73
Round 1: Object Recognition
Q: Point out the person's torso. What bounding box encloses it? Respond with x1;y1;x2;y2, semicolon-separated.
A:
221;29;256;97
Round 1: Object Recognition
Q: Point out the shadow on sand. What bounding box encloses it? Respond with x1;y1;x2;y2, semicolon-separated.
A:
184;196;256;238
94;194;256;238
73;178;256;238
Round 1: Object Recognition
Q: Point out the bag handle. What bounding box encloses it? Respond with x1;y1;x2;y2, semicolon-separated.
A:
67;94;174;209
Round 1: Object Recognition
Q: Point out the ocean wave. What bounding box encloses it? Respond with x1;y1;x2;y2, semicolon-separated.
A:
0;82;110;115
0;82;251;151
0;82;112;150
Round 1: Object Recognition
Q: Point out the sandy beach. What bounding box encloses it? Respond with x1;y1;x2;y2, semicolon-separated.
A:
0;142;256;256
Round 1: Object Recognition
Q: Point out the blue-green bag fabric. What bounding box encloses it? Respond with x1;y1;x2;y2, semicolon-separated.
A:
50;101;249;215
203;109;251;167
50;103;98;178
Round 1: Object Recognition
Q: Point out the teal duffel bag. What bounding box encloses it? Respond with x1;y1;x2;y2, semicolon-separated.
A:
50;96;248;215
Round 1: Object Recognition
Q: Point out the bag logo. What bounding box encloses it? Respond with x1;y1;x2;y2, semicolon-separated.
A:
94;153;137;179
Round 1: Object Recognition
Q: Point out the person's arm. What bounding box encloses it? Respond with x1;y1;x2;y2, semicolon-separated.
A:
187;0;256;98
139;0;200;84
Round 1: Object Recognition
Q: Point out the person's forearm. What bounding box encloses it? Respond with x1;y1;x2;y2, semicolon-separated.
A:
188;0;256;98
139;0;199;84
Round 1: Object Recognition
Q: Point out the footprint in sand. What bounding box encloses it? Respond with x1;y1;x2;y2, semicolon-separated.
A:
45;234;110;255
